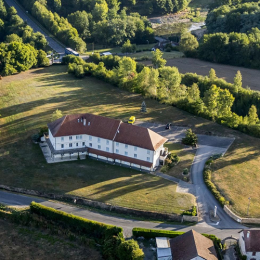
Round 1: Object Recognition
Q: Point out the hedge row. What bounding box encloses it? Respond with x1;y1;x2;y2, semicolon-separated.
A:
30;202;123;241
183;206;197;216
132;228;185;238
203;165;228;207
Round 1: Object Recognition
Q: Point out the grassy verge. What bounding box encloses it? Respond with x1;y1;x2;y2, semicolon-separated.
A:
163;143;195;180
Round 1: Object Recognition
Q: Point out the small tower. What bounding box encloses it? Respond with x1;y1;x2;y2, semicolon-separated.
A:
140;101;147;113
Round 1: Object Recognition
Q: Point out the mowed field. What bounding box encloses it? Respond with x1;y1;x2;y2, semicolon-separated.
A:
0;66;196;215
142;58;260;91
0;219;102;260
1;65;260;217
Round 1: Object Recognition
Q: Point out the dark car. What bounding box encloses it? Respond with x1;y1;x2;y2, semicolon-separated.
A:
165;123;172;130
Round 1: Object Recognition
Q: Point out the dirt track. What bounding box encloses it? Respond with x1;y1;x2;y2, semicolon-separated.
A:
144;58;260;91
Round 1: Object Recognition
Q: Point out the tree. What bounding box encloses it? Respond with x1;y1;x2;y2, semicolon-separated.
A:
248;105;259;125
117;239;144;260
209;68;216;81
37;50;49;67
187;83;200;101
92;1;108;22
179;31;199;54
51;109;63;121
233;70;242;92
182;129;198;147
136;67;158;97
152;49;166;68
159;66;181;93
121;40;136;53
67;11;90;39
6;34;23;43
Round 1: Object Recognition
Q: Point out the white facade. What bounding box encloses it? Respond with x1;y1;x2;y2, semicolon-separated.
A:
239;232;260;260
48;129;164;170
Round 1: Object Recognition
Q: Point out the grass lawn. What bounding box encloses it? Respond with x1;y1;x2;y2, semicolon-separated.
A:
0;66;196;215
164;143;195;180
0;219;102;260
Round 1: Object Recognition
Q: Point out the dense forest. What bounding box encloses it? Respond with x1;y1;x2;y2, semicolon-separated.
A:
178;0;260;69
17;0;157;50
0;0;49;76
63;53;260;138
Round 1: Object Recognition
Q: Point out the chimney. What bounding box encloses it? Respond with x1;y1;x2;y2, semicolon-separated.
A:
88;122;90;126
78;118;80;123
83;118;86;126
247;231;250;238
81;117;83;122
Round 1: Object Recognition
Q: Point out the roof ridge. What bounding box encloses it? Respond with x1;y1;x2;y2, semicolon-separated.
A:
113;121;123;141
191;230;200;258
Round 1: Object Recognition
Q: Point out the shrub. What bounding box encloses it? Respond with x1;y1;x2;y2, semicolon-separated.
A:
117;239;144;260
103;235;124;260
161;165;169;173
183;206;197;216
203;164;228;207
183;168;189;175
30;202;123;241
182;129;198;146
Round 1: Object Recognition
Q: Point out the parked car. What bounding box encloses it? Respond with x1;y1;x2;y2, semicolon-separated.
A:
165;123;172;129
128;116;135;124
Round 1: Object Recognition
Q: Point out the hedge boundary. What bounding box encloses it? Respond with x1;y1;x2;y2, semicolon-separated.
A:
203;162;228;207
30;202;123;241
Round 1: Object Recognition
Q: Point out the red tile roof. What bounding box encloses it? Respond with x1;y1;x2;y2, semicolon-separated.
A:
48;114;121;140
48;114;167;151
114;123;167;151
170;230;218;260
243;230;260;252
88;148;153;168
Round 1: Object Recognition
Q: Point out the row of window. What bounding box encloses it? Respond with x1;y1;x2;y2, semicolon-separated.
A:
62;143;151;161
59;136;151;154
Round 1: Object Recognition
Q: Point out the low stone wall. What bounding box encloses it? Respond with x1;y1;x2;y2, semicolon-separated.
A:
0;185;198;223
183;215;199;222
224;205;260;224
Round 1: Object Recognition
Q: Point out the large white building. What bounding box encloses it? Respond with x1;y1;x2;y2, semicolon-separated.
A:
47;113;168;171
239;230;260;260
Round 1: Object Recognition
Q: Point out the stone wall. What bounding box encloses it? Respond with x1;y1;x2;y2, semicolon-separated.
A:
224;205;260;224
0;185;198;222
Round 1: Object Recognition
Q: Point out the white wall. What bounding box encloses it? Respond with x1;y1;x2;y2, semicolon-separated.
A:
190;257;204;260
54;133;113;153
49;130;166;169
239;233;260;260
113;141;153;164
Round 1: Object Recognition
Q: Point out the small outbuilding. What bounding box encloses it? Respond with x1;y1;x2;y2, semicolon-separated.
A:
156;237;172;260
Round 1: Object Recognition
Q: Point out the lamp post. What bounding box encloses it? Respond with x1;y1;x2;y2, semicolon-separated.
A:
247;197;251;216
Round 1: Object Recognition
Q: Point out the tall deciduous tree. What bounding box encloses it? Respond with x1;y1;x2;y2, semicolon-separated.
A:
248;105;259;125
152;49;166;68
179;31;199;54
233;70;242;92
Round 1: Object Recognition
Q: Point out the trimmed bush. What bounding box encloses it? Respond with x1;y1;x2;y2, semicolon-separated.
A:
203;164;228;207
183;206;197;216
132;228;184;239
117;239;144;260
30;202;123;241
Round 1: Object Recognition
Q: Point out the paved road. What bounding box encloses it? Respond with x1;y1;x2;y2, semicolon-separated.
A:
0;190;244;240
4;0;65;53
